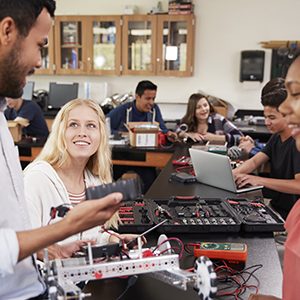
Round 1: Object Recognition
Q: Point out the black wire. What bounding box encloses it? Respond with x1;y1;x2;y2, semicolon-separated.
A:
241;264;263;285
116;275;138;300
184;244;194;254
121;251;131;259
238;263;263;274
215;263;262;298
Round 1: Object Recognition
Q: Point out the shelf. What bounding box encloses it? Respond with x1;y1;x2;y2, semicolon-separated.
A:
61;44;82;48
260;40;300;49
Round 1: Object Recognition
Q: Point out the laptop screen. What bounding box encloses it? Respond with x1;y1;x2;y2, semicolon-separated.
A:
189;148;237;192
189;148;263;193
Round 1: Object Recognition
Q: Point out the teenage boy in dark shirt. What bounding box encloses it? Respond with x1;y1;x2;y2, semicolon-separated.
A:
233;78;300;219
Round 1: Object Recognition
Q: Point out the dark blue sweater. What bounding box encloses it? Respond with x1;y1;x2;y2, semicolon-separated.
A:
107;101;168;134
4;100;49;138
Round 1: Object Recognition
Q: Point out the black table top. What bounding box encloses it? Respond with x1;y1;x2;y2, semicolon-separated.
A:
78;146;283;299
16;137;47;148
142;147;282;298
83;233;282;299
146;151;263;201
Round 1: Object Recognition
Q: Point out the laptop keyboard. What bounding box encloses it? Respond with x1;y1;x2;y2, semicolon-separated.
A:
241;183;254;188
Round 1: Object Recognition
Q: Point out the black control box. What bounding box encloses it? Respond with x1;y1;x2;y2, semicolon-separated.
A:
85;178;142;202
169;172;197;183
81;242;121;259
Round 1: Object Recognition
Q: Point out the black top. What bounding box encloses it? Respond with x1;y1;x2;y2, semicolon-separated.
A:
262;133;300;217
5;100;49;138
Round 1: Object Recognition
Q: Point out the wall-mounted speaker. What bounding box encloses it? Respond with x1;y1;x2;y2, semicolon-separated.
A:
240;50;265;82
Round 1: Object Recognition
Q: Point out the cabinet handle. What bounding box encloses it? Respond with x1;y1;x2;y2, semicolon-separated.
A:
87;57;91;71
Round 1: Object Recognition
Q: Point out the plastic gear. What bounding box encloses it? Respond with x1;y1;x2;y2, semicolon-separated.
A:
194;256;217;299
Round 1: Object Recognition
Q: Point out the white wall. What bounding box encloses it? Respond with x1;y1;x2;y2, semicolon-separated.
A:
32;0;300;112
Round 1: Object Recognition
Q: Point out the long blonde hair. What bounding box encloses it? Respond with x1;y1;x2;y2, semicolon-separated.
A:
36;98;118;228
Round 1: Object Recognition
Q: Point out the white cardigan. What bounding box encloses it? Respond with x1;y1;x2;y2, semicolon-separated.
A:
23;161;110;245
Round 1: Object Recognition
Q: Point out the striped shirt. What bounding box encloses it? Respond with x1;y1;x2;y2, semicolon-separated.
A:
68;190;86;206
207;113;243;147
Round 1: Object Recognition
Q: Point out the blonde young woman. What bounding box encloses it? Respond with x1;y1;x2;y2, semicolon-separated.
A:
24;99;137;259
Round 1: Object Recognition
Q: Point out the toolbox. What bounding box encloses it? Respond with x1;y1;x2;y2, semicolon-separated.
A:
118;197;285;234
118;199;154;233
226;198;285;232
146;196;241;233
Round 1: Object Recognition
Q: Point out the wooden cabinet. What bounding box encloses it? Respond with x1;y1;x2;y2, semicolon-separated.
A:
156;14;195;77
86;16;122;75
122;15;157;75
47;14;195;77
54;16;87;75
54;16;121;75
122;14;195;76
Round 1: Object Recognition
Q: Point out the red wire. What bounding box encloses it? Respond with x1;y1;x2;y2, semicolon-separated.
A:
100;226;126;248
175;165;194;174
185;267;194;272
244;284;259;294
155;237;184;259
215;261;260;299
184;242;201;254
159;246;180;255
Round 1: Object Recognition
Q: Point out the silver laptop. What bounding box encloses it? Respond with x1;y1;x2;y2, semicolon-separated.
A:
189;148;263;193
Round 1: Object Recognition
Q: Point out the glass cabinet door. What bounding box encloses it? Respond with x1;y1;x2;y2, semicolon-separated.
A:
87;16;121;75
35;25;55;74
157;15;195;77
122;15;157;75
55;17;87;75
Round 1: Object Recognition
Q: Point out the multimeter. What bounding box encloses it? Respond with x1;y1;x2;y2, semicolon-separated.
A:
193;242;248;262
